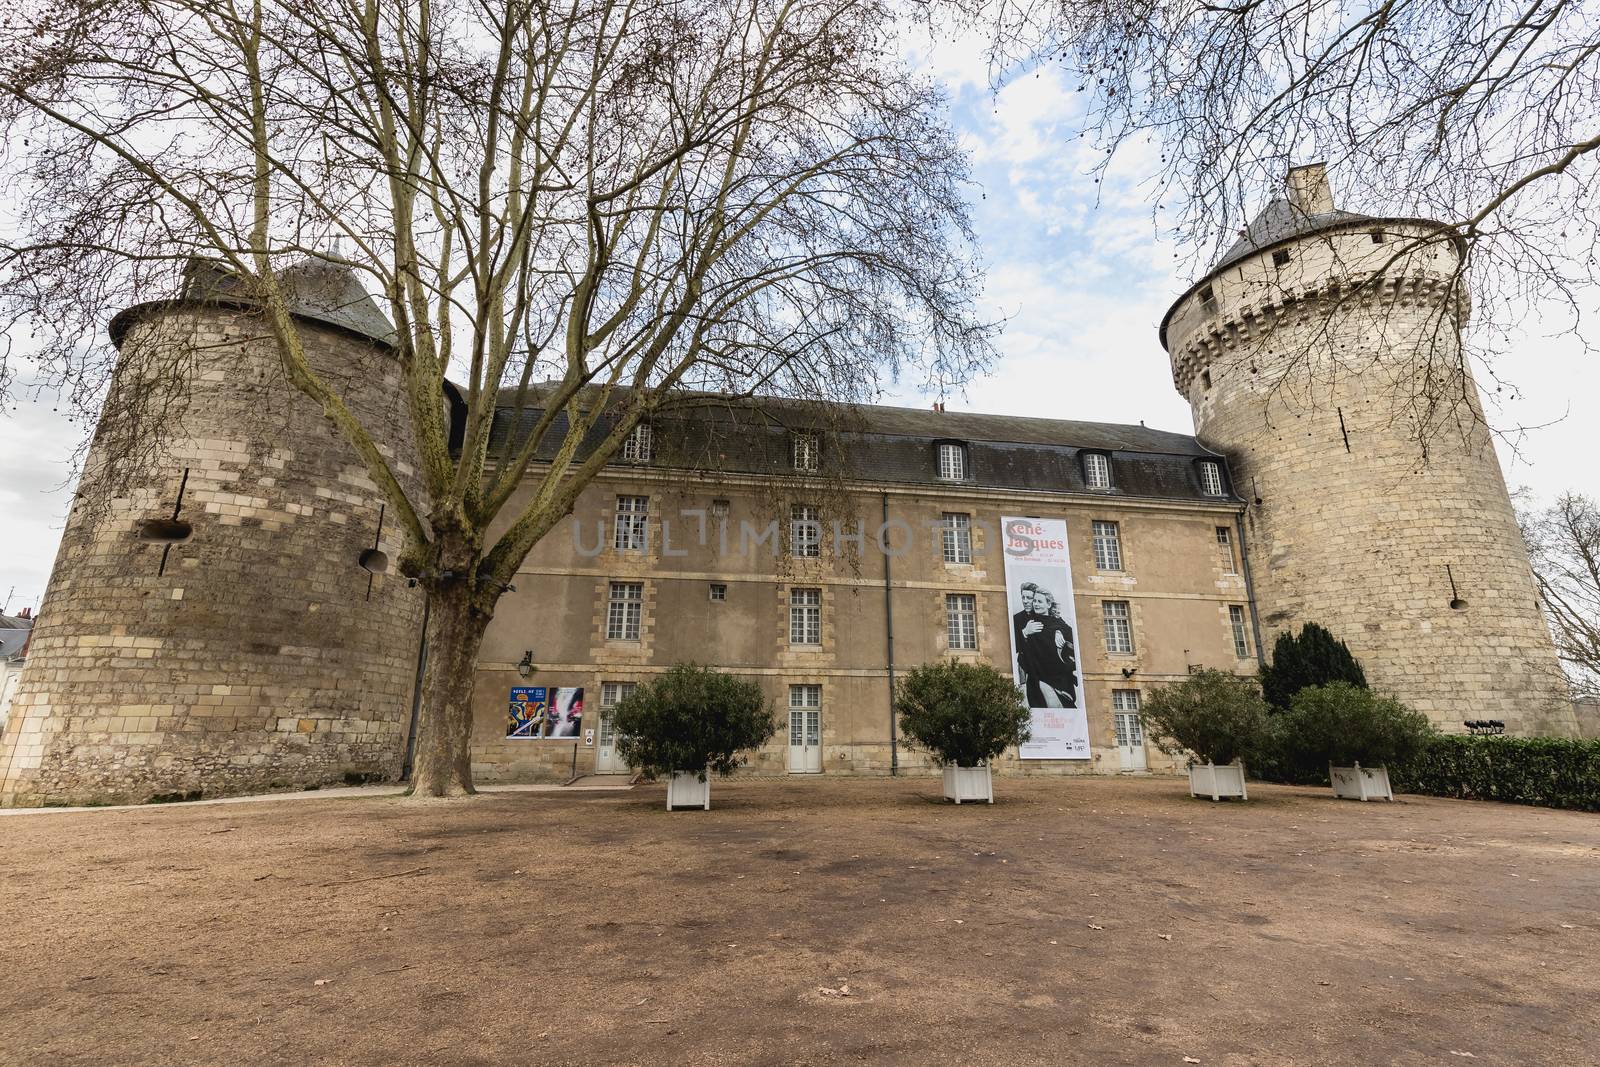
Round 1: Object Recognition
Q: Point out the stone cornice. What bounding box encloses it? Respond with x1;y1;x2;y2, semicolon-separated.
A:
1167;270;1470;394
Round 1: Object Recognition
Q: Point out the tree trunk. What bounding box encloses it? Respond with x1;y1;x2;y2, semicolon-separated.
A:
408;581;490;797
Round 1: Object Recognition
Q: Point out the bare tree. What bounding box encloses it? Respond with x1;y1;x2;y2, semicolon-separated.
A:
977;0;1600;443
1520;492;1600;699
0;0;994;795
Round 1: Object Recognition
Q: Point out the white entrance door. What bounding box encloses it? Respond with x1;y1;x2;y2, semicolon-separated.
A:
787;684;822;773
596;711;622;773
596;682;635;774
1112;690;1147;772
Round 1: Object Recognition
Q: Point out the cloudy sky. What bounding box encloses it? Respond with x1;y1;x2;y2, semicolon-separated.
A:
2;34;1595;613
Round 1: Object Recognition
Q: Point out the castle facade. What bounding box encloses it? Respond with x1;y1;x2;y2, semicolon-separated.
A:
0;166;1573;805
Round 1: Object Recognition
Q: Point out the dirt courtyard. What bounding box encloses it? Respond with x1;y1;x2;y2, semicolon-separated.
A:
1;776;1596;1066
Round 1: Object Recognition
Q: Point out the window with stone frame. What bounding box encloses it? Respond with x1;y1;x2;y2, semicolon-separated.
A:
606;582;643;641
613;495;649;550
792;431;820;472
1102;600;1134;654
620;422;652;463
790;503;822;558
937;441;969;481
946;593;978;650
1083;451;1113;490
1215;526;1237;574
1229;604;1251;658
789;683;822;709
789;587;822;645
1092;520;1123;571
1112;690;1144;749
941;512;972;564
600;681;637;708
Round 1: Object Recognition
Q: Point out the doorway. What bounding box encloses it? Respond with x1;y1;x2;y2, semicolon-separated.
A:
596;681;636;774
1112;689;1147;772
787;684;822;773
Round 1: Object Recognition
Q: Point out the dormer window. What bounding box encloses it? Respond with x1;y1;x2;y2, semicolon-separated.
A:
792;431;819;472
1083;451;1112;490
937;441;968;481
1198;460;1225;496
621;422;652;463
1272;249;1292;268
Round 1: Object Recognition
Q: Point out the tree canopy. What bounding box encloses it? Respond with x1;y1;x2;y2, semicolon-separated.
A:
1260;622;1368;711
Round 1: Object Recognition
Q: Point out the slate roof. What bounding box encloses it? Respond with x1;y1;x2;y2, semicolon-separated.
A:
0;615;33;661
1211;198;1372;275
110;258;397;348
484;391;1237;504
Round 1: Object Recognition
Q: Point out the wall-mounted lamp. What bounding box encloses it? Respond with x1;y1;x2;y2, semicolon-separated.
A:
517;650;535;678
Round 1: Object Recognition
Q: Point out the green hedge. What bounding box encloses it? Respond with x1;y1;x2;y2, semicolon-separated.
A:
1391;735;1600;813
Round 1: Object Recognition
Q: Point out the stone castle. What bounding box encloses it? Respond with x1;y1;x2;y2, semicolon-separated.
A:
0;164;1574;806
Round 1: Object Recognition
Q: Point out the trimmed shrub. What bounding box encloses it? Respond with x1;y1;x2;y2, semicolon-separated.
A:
1260;622;1367;710
612;663;776;780
1273;682;1435;770
895;661;1031;767
1392;735;1600;812
1138;669;1271;768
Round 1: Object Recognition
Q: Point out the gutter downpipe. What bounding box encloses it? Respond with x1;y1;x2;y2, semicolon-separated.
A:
882;491;898;775
1235;508;1267;670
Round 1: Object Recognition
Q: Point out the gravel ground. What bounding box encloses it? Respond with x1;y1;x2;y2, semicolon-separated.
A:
0;775;1596;1066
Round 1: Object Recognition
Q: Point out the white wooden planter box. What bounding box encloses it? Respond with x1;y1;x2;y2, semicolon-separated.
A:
1189;762;1248;801
943;765;993;804
665;770;711;811
1330;763;1393;802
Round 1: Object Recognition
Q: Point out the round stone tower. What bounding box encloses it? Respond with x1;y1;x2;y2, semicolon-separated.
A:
0;260;428;806
1161;163;1574;736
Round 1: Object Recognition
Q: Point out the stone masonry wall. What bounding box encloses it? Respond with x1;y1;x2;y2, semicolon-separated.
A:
1167;223;1575;735
0;306;426;806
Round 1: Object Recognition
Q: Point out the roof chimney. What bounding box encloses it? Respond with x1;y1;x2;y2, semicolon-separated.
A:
17;607;30;620
1286;162;1334;216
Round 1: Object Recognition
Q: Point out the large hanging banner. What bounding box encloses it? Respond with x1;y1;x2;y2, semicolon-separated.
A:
507;686;585;739
1001;516;1091;759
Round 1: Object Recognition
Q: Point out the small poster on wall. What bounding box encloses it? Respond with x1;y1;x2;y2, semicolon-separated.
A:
507;686;584;739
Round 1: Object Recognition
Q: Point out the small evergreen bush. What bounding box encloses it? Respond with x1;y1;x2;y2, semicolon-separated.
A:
895;661;1031;767
1274;682;1435;769
1260;622;1367;710
612;663;776;780
1139;669;1271;767
1392;735;1600;812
